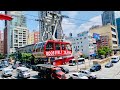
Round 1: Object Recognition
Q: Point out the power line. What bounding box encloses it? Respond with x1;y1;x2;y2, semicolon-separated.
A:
23;13;101;24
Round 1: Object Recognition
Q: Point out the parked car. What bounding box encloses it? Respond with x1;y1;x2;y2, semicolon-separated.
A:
25;63;31;68
58;66;69;74
17;67;30;78
12;63;20;69
105;62;113;68
69;73;88;79
111;56;119;63
31;65;38;71
0;65;6;71
2;68;13;77
78;70;97;79
90;64;101;72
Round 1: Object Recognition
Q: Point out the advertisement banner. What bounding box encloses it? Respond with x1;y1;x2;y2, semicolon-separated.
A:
93;33;100;41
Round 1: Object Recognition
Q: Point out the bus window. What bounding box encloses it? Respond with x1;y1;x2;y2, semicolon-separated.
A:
62;44;65;50
66;44;72;51
55;43;60;50
46;42;54;51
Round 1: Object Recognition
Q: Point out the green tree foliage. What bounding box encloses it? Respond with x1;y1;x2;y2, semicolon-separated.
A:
0;53;4;59
97;46;112;56
21;53;32;62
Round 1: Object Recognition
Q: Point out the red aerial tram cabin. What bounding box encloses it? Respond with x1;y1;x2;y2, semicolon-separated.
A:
32;40;73;65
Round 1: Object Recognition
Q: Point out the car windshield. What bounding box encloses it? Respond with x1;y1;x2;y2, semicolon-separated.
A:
5;70;11;73
85;71;91;74
78;74;84;77
22;70;29;73
111;58;116;59
55;69;62;73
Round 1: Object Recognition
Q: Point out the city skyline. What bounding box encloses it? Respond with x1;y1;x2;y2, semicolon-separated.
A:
0;11;120;37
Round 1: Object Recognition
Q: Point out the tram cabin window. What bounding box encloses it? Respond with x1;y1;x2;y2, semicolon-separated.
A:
62;44;65;50
66;44;72;51
55;43;60;50
46;42;54;51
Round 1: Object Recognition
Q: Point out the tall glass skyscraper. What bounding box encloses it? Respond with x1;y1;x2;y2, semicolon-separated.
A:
4;11;28;55
116;18;120;45
101;11;116;26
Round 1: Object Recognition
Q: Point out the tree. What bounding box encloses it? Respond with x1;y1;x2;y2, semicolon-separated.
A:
21;53;33;63
97;46;112;58
0;53;4;59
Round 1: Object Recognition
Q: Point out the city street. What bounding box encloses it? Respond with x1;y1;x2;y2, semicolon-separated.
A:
0;66;39;79
91;60;120;79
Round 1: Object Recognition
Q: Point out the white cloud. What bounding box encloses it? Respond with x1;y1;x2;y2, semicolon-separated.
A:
62;15;102;37
67;11;79;18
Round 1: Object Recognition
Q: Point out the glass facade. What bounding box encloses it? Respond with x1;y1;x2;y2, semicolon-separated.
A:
116;18;120;45
102;11;116;26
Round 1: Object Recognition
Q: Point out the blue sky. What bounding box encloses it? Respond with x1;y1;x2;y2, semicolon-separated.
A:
0;11;120;37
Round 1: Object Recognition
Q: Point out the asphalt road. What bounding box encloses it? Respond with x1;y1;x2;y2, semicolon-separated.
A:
0;66;39;79
91;60;120;79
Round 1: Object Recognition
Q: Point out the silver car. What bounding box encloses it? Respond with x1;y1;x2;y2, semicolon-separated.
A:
78;70;97;79
2;68;13;77
69;72;88;79
17;67;30;78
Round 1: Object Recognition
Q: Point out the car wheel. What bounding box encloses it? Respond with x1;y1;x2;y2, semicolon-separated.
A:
69;77;73;79
89;76;93;79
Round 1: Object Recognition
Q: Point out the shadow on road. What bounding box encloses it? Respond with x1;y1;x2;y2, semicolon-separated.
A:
31;75;41;79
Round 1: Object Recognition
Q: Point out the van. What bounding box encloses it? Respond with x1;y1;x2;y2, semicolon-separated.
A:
17;67;30;78
111;56;119;63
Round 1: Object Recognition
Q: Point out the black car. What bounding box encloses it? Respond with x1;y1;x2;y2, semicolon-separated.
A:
25;63;31;68
90;64;101;72
105;62;113;68
31;65;38;71
59;66;69;74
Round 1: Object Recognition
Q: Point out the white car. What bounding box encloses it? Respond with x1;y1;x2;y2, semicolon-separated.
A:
2;68;13;77
17;67;30;78
69;72;88;79
78;70;97;79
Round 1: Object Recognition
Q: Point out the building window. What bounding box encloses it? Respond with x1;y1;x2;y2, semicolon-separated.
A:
113;41;117;44
82;49;83;51
111;28;116;32
81;42;82;43
77;42;79;44
78;46;79;48
74;46;75;48
84;37;86;39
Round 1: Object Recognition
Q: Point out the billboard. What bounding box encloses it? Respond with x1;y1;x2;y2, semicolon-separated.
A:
93;33;100;41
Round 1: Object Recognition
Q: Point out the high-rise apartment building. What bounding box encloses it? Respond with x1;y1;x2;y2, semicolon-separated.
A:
116;18;120;46
4;11;28;54
39;11;62;41
101;11;116;26
0;31;4;54
89;24;118;50
66;31;97;57
28;30;39;44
